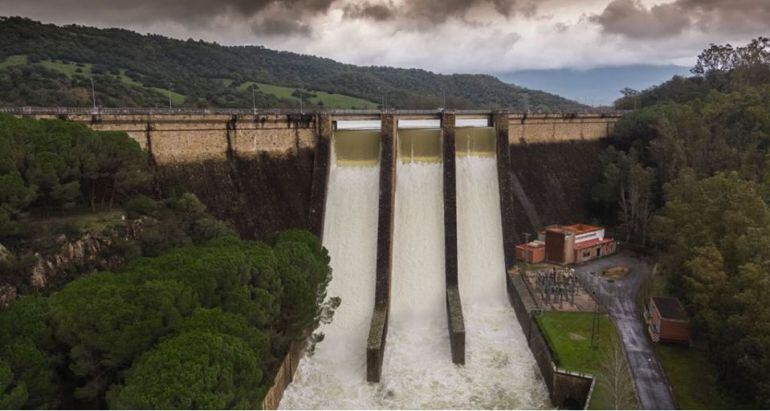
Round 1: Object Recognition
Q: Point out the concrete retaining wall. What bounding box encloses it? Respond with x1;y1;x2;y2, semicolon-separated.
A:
508;270;596;409
261;338;308;410
367;113;397;382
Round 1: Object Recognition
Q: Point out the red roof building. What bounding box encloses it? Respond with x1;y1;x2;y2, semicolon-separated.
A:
541;224;616;264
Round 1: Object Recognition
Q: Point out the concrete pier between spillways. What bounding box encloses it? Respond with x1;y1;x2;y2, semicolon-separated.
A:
367;113;397;383
441;111;466;365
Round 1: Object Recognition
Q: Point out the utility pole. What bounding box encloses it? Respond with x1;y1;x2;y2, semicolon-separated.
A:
442;88;446;109
90;78;97;112
251;84;257;115
590;273;600;350
168;82;173;110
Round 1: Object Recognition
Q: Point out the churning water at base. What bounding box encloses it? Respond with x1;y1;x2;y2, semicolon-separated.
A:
374;157;549;409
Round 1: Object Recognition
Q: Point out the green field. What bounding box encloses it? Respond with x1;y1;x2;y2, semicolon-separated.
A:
39;59;92;77
653;343;726;409
0;54;28;69
536;312;638;410
238;81;377;109
150;87;186;106
118;69;143;87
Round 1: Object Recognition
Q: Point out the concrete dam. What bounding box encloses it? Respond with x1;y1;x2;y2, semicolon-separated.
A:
7;107;621;408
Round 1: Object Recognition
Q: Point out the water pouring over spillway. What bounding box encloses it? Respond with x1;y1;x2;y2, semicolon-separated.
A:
280;126;549;409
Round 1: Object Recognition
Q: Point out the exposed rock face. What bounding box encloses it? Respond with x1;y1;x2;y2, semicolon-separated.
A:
0;284;16;310
0;244;16;309
0;219;144;309
29;219;144;290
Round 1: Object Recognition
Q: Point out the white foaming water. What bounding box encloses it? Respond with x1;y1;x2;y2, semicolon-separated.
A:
279;147;382;409
374;157;550;409
455;155;550;409
378;161;452;408
281;136;549;409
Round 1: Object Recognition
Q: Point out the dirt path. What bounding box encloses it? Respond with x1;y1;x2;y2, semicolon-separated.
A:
574;252;677;410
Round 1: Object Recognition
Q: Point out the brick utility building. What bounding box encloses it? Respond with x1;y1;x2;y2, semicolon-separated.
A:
644;297;691;345
541;224;616;264
515;240;546;264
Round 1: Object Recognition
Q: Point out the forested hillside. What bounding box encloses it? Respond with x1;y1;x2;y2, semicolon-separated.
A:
593;38;770;408
0;17;583;111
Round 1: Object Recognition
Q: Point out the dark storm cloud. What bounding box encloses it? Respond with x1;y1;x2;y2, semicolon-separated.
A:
588;0;688;39
343;1;395;21
252;18;312;37
0;0;334;34
590;0;770;39
340;0;536;24
406;0;534;24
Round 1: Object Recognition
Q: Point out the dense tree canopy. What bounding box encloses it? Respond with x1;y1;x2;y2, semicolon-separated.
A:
0;113;149;237
595;38;770;408
0;232;333;409
107;331;264;409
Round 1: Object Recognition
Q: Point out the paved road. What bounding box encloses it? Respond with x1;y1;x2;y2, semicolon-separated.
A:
574;252;677;410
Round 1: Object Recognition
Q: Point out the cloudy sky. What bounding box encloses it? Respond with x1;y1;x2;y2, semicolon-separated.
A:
0;0;767;75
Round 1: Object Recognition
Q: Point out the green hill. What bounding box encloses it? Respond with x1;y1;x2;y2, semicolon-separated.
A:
0;17;583;111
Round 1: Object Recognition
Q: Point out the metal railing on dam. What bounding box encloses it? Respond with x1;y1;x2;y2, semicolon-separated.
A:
0;106;627;119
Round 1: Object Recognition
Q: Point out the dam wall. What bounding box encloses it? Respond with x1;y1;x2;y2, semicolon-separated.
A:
12;109;618;164
507;139;609;241
11;108;617;243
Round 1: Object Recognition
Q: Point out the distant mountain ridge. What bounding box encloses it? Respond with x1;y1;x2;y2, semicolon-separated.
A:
497;65;692;106
0;17;584;111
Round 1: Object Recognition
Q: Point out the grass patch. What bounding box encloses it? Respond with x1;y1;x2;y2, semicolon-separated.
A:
311;89;378;109
118;69;143;87
39;60;92;77
150;87;186;106
654;343;726;409
23;209;125;239
0;54;28;69
237;81;377;109
537;312;638;410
